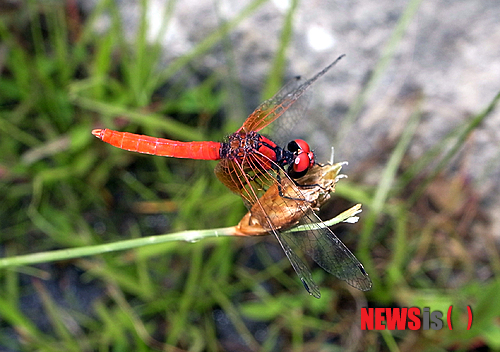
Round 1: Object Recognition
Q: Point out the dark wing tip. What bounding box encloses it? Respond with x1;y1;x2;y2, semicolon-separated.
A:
350;264;372;291
357;278;373;291
301;278;321;299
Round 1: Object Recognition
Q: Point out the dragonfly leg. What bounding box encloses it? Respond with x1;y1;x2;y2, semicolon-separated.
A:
275;172;316;203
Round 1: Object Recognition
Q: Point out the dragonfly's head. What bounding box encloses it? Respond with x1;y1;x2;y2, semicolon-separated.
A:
287;139;315;179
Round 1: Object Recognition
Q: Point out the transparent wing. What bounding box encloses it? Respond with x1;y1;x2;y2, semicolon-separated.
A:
239;56;345;134
260;76;313;146
214;156;277;208
273;227;321;298
279;209;372;291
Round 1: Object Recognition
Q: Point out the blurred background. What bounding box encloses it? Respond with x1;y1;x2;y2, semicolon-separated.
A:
1;0;499;351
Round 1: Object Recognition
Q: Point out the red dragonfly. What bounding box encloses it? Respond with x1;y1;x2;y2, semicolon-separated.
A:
92;55;372;297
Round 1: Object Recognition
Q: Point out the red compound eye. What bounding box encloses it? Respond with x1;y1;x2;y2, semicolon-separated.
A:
293;153;311;173
288;139;314;176
293;139;310;153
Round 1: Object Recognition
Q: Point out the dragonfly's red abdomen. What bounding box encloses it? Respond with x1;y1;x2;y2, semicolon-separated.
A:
92;129;221;160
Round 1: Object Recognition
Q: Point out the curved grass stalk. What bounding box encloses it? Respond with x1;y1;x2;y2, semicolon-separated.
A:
0;205;361;269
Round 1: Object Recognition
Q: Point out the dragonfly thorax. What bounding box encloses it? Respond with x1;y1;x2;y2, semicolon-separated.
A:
221;131;265;161
220;132;315;180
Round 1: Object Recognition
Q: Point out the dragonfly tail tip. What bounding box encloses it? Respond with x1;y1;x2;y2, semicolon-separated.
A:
92;129;103;139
